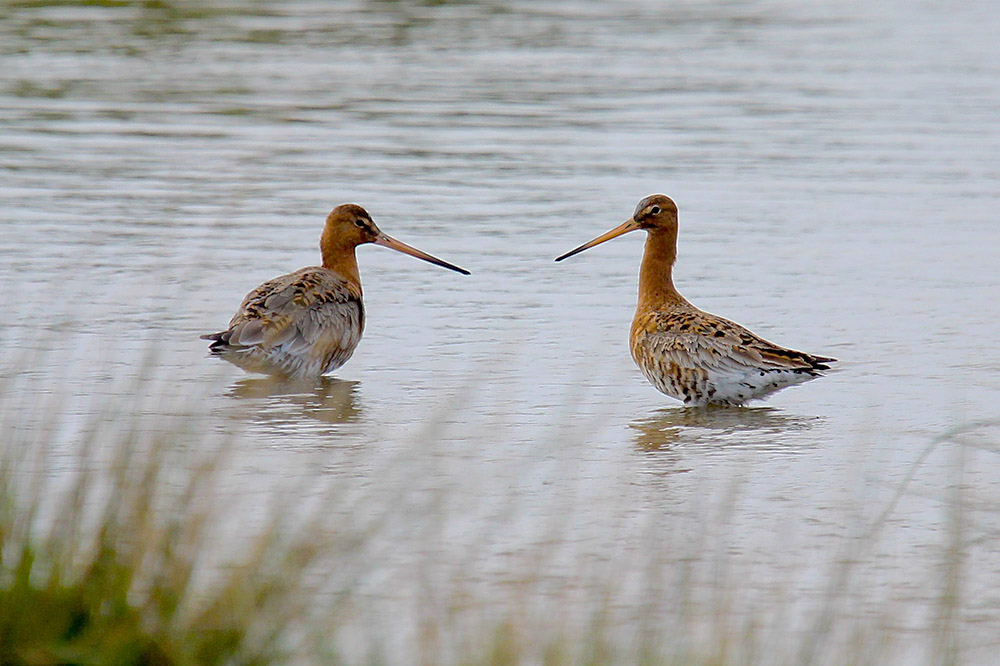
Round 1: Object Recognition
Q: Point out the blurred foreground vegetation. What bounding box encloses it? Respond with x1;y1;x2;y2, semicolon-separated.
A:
1;374;997;665
0;418;328;665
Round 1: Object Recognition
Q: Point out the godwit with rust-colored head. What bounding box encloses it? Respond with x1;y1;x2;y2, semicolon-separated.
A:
202;204;469;379
556;194;835;406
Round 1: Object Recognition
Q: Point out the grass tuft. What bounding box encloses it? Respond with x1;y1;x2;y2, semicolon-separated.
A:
1;360;996;665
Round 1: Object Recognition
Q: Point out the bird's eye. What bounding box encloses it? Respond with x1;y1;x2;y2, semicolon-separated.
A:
354;219;367;228
650;206;661;215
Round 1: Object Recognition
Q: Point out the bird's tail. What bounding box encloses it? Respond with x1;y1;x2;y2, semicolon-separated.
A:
200;330;233;353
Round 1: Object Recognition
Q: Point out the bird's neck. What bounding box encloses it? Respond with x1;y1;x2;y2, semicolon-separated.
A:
321;239;363;291
637;228;684;310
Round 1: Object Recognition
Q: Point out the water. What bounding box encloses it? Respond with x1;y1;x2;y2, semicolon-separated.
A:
2;0;1000;662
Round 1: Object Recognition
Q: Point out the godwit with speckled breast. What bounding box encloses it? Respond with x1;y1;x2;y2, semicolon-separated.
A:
556;194;835;406
202;204;469;378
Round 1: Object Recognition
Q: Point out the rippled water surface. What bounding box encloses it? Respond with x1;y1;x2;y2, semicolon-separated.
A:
2;0;999;662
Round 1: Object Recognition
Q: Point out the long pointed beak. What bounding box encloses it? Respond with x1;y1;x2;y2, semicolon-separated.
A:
554;218;641;262
373;233;470;275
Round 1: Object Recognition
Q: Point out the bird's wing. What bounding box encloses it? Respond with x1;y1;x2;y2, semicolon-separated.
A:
208;267;364;356
641;308;832;374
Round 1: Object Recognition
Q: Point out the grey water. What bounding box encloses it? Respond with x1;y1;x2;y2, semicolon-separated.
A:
2;0;999;662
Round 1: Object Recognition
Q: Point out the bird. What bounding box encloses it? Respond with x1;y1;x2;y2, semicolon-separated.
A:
555;194;836;406
201;204;469;379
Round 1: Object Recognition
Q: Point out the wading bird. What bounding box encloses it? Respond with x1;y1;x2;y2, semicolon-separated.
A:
202;204;469;378
555;195;835;406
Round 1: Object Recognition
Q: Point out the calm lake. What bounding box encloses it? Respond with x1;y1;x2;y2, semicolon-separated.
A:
2;0;999;662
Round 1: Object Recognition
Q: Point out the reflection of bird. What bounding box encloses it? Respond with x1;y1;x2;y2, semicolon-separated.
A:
630;406;821;451
202;204;468;378
227;376;362;426
556;195;836;406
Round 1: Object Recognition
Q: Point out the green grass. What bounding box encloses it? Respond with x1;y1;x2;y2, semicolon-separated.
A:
0;393;337;665
1;370;995;665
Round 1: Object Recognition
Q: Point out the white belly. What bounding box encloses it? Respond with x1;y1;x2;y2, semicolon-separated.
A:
638;359;819;406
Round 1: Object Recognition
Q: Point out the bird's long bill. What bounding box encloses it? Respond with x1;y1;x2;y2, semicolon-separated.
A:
373;233;470;275
554;218;641;262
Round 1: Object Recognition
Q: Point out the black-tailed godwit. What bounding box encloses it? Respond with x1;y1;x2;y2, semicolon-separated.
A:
202;204;469;378
556;194;835;406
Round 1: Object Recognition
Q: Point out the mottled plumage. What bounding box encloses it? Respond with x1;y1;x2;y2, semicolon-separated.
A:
202;204;468;379
630;303;834;406
202;267;365;378
557;194;836;406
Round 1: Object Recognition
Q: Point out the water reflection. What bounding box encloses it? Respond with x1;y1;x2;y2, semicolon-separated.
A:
224;376;362;432
630;406;822;452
